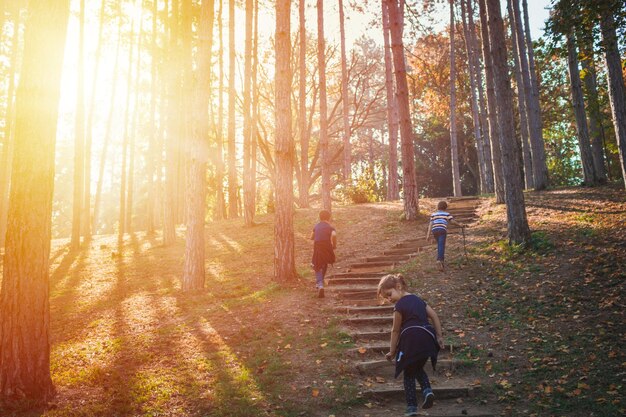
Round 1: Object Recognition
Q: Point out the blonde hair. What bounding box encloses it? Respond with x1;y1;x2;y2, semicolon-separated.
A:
377;273;408;299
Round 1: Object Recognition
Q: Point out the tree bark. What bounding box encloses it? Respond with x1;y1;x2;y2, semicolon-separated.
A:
71;0;86;250
317;0;331;212
118;16;137;246
507;0;534;190
298;0;310;207
182;0;213;291
0;0;70;402
147;0;158;232
94;7;123;236
580;49;608;182
461;0;488;195
215;0;226;220
467;0;494;193
449;0;462;196
227;0;238;218
274;0;296;282
521;0;548;190
338;0;351;182
387;0;419;219
83;0;107;240
599;7;626;188
243;0;254;226
565;32;598;186
251;0;259;215
485;0;530;244
382;0;399;200
478;0;505;203
0;6;20;249
163;0;179;245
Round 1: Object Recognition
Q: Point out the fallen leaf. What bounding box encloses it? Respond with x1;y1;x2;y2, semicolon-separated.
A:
358;347;367;354
312;389;319;397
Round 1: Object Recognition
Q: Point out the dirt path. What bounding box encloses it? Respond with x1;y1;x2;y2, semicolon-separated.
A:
324;197;500;417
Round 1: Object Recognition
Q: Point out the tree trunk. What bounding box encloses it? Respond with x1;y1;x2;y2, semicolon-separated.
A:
338;0;351;182
521;0;548;190
565;32;598;186
317;0;331;212
215;0;226;220
580;49;608;182
467;0;494;193
182;0;213;291
599;7;626;188
298;0;310;207
478;0;505;203
83;0;107;240
118;16;137;246
0;0;70;402
128;13;144;235
274;0;296;282
251;0;259;214
382;0;399;200
94;8;123;236
227;0;238;218
242;0;254;226
163;0;179;245
0;6;20;249
147;0;158;233
449;0;462;197
507;0;534;190
485;0;530;244
71;0;86;250
387;0;419;219
461;0;487;195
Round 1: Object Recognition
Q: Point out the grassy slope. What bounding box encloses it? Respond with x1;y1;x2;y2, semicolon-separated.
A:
1;201;423;417
1;187;624;417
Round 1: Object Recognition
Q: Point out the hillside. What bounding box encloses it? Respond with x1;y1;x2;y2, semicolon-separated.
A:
0;186;624;417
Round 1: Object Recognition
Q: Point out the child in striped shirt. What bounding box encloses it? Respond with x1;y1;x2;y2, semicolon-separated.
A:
426;201;465;271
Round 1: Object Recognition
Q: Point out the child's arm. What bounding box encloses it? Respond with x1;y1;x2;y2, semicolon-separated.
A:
386;311;402;361
450;219;465;228
310;231;315;240
426;305;445;349
331;230;337;249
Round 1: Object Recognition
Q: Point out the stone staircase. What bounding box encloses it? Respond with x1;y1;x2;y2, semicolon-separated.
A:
326;197;500;416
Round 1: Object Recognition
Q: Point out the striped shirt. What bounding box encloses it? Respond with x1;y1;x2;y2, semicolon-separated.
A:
430;210;453;232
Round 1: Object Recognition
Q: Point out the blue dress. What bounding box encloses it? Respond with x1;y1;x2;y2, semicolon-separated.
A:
311;222;335;272
393;294;439;378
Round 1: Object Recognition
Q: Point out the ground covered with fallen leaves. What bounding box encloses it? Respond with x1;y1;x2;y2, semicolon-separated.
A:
0;185;624;417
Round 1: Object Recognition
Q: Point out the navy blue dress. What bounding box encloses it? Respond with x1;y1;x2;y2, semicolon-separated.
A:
393;294;439;378
311;222;335;272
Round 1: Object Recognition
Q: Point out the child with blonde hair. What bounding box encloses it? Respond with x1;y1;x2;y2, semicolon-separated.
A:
377;274;444;416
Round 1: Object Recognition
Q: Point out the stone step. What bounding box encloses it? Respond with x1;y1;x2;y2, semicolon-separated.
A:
331;288;378;300
339;304;394;315
356;358;465;376
349;261;396;269
359;400;497;417
328;271;387;279
343;315;393;327
383;248;420;256
349;342;460;356
362;381;482;400
337;298;381;307
364;255;412;263
327;276;383;286
394;242;435;250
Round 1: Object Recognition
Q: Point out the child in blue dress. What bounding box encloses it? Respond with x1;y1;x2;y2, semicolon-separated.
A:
377;274;444;416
